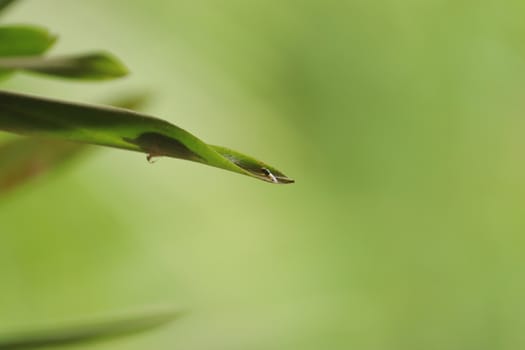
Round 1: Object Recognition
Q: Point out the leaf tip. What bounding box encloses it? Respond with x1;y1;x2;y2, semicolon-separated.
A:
95;51;130;78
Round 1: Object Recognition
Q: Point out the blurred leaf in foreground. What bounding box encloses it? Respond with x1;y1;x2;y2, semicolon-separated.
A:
0;52;129;80
0;25;56;57
0;310;182;349
0;90;294;184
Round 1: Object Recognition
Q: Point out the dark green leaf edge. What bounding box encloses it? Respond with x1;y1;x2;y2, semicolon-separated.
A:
0;310;182;349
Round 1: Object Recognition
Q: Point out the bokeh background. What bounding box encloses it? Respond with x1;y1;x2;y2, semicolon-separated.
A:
2;0;525;349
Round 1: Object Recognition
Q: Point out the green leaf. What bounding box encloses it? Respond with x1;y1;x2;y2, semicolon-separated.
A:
0;90;294;184
0;25;57;57
0;310;181;349
0;52;129;80
0;93;150;195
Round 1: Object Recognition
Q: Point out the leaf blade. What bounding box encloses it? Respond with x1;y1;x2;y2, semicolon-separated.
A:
0;90;293;184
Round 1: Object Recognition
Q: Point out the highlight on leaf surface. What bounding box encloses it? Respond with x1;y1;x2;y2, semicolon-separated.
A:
0;90;294;184
0;309;181;349
0;52;129;80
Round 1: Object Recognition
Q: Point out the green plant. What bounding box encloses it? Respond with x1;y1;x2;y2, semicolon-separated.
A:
0;0;292;347
0;1;293;189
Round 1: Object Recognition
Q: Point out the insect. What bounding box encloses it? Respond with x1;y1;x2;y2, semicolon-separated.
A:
261;167;278;183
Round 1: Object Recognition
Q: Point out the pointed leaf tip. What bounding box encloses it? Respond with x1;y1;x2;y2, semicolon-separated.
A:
70;51;129;79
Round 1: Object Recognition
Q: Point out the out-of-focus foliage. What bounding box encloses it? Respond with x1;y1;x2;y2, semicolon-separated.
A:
1;0;525;350
0;310;181;349
0;25;56;56
0;137;82;195
0;0;17;15
0;52;128;80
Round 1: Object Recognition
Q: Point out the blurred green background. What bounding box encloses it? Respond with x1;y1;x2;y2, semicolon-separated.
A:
2;0;525;349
